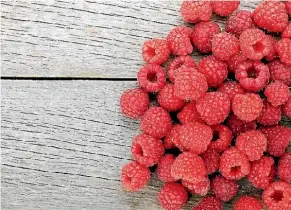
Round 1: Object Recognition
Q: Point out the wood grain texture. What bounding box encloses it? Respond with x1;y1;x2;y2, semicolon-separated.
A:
1;0;260;78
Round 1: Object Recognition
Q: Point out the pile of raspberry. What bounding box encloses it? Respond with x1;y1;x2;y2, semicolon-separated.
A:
120;1;291;209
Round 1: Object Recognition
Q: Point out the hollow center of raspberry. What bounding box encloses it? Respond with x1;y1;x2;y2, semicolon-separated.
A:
247;67;257;78
252;41;265;53
147;72;157;82
146;47;156;58
230;166;241;175
212;131;220;142
271;190;284;202
135;144;144;156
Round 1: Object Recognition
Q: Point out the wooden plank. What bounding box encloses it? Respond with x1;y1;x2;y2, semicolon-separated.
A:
1;0;260;78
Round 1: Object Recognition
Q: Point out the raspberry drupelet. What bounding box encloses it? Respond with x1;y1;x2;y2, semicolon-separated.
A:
218;81;245;102
182;177;210;196
211;1;240;17
278;152;291;183
211;176;238;202
167;26;193;56
180;0;212;23
227;51;248;72
201;148;220;175
234;196;263;210
264;81;290;107
192;196;222;210
227;114;257;136
142;39;170;65
268;60;291;86
275;38;291;66
208;124;232;153
282;23;291;39
163;124;185;151
282;96;291;118
157;154;176;182
257;100;281;126
177;102;202;124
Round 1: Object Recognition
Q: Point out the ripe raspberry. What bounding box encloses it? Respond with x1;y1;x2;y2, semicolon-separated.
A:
142;39;170;65
120;88;149;119
220;147;250;180
262;182;291;210
278;153;291;183
275;38;291;66
257;100;281;126
212;176;238;202
157;154;175;182
131;133;164;167
163;124;185;151
191;21;221;53
167;26;193;56
235;60;270;92
177;102;202;124
171;152;206;182
121;161;150;192
285;1;291;16
268;60;291;86
212;32;240;61
140;106;172;138
201;148;220;174
282;96;291;118
232;93;263;122
180;0;212;23
253;1;288;32
208;124;232;153
211;1;240;17
234;196;263;210
227;114;257;136
282;23;291;39
158;182;188;210
227;51;248;72
137;64;166;92
265;35;278;62
239;29;272;60
182;177;210;196
157;83;185;112
264;81;290;107
260;125;291;157
218;81;245;102
198;56;228;87
192;196;222;210
225;10;255;37
179;122;213;154
196;92;230;125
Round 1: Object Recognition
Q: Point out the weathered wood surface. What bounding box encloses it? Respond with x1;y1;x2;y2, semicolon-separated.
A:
1;0;260;78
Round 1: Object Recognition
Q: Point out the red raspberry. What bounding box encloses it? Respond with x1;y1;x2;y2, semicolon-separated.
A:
225;10;255;37
180;0;212;23
262;182;291;210
212;176;238;202
142;39;170;65
157;154;175;182
121;161;150;192
192;196;222;210
235;60;270;92
120;88;149;119
157;83;185;112
158;182;188;210
220;147;250;180
227;51;248;72
212;32;240;61
218;81;245;102
282;96;291;118
137;64;166;92
191;21;221;53
268;60;291;86
131;133;164;167
171;152;206;182
211;1;240;17
236;130;267;161
282;23;291;38
196;92;230;125
260;125;291;157
285;1;291;16
253;1;288;32
248;156;275;189
198;56;228;87
208;124;232;153
227;114;257;136
182;177;210;196
201;148;220;174
278;153;291;183
265;35;278;62
239;29;272;60
232;93;263;122
177;102;202;124
264;81;290;107
275;38;291;66
234;196;263;210
140;106;172;138
179;122;213;154
257;100;281;126
163;124;185;151
167;26;193;56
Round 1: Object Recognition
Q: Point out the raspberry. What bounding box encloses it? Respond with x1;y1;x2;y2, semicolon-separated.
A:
180;0;212;23
201;148;220;174
158;182;188;210
177;102;202;124
157;83;185;112
198;56;228;87
253;1;288;32
282;23;291;39
262;182;291;210
220;147;250;180
235;60;270;92
157;154;175;182
191;21;221;53
182;177;210;196
140;106;172;138
265;35;278;62
131;133;164;167
137;64;166;92
227;52;248;72
121;161;150;192
285;1;291;16
211;1;240;17
278;153;291;183
282;96;291;118
179;122;212;154
142;39;170;65
211;176;238;202
171;152;206;182
234;196;263;210
257;100;281;126
163;124;185;151
120;88;149;119
275;38;291;66
225;10;255;37
232;93;263;122
264;81;290;107
208;124;232;153
212;32;240;61
192;196;222;210
167;55;197;83
239;29;272;60
196;92;230;125
268;60;291;86
248;156;275;189
167;26;193;56
218;81;245;102
260;125;291;157
227;114;257;136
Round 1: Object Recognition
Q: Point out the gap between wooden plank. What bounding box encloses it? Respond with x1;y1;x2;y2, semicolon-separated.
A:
1;76;137;81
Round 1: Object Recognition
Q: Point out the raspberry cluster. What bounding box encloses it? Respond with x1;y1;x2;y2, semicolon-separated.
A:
120;1;291;209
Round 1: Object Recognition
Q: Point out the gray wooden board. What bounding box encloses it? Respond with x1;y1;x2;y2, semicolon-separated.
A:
1;0;260;78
